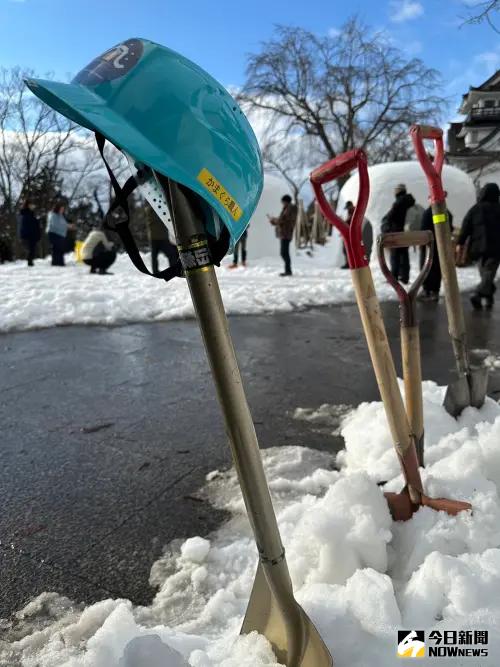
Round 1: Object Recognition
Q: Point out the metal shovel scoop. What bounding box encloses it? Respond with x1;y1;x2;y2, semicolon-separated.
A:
410;125;488;417
161;175;333;667
310;151;472;522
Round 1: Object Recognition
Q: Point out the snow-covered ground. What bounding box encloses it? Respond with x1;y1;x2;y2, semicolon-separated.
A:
0;245;480;333
2;382;500;666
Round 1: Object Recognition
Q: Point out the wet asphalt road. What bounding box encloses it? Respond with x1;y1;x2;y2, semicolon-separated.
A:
1;293;499;618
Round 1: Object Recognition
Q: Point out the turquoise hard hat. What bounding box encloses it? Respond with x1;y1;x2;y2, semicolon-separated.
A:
25;38;263;243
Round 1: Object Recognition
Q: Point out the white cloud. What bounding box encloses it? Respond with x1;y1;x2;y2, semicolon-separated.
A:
390;0;424;23
403;39;423;55
328;27;341;38
475;50;500;70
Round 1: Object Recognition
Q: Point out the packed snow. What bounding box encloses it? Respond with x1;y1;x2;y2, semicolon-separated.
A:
0;246;481;333
337;161;477;236
2;382;500;666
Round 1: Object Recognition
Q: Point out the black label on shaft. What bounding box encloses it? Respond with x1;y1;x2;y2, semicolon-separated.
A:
178;235;213;273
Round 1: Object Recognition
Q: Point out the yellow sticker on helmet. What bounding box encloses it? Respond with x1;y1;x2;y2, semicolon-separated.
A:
432;213;447;224
197;168;243;222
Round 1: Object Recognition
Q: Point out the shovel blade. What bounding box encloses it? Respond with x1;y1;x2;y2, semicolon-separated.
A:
421;495;472;515
384;491;416;521
443;375;471;418
241;561;333;667
385;490;472;521
444;368;489;417
469;367;489;410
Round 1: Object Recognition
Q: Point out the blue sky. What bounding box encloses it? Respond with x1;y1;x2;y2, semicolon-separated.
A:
0;0;499;116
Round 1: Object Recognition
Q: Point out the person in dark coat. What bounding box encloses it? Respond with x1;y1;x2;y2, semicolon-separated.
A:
382;184;415;284
146;212;178;274
341;201;354;269
268;194;297;276
17;199;41;267
456;182;500;310
362;218;373;262
228;229;248;268
81;224;117;274
418;206;453;302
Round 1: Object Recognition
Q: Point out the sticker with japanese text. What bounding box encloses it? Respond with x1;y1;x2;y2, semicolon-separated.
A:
197;168;243;222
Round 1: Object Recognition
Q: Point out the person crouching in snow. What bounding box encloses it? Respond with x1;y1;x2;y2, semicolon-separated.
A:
268;194;297;276
456;182;500;310
228;229;248;269
81;224;117;275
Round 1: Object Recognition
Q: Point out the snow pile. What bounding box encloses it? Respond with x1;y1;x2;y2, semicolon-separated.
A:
2;385;500;666
337;161;476;237
244;173;292;260
484;355;500;371
0;248;480;333
293;403;353;436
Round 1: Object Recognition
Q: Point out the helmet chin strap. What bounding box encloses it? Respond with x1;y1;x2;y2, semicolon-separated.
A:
95;132;229;282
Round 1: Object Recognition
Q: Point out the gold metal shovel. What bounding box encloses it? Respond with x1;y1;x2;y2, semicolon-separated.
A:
161;175;333;667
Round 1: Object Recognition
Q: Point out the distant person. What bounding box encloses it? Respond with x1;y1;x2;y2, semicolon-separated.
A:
46;202;71;266
146;214;178;274
341;201;354;269
268;194;297;276
341;202;372;266
405;202;426;233
81;224;117;274
17;199;41;267
362;218;373;262
418;206;453;302
0;237;12;263
228;229;248;269
381;184;416;284
456;182;500;310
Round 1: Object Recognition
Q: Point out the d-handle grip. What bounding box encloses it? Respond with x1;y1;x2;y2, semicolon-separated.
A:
379;230;433;250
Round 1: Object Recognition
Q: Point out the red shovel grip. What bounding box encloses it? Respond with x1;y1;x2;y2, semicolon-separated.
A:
413;125;443;141
410;124;445;204
310;149;370;269
310;150;360;186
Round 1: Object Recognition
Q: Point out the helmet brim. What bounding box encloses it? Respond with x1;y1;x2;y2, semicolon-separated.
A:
25;77;249;243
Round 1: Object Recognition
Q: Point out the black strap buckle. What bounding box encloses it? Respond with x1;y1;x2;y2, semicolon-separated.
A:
95;132;230;282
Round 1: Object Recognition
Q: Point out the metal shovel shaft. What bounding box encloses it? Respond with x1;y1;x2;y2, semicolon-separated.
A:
167;180;283;561
165;179;332;667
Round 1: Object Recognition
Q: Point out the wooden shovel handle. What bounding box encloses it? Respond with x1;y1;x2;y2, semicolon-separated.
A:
351;266;415;455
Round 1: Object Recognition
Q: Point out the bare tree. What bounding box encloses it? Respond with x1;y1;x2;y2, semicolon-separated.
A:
240;18;444;186
0;68;76;213
463;1;500;33
261;131;317;203
0;68;107;254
